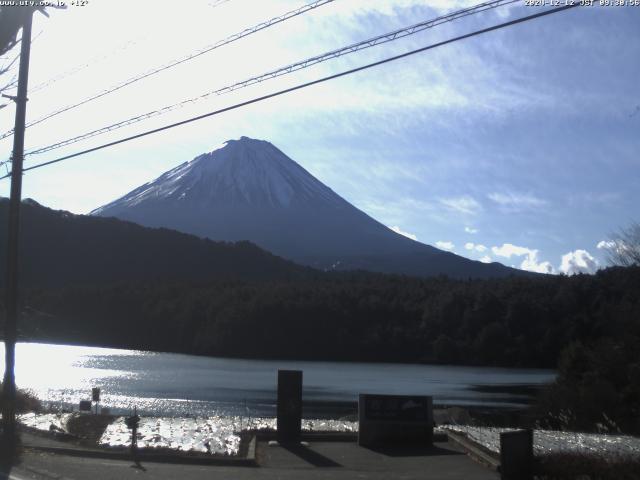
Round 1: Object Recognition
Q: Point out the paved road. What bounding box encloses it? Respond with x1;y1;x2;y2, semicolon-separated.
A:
1;440;498;480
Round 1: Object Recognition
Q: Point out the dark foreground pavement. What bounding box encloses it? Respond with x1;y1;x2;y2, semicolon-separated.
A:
1;438;498;480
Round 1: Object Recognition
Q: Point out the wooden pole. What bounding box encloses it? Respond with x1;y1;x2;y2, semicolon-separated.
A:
2;7;33;446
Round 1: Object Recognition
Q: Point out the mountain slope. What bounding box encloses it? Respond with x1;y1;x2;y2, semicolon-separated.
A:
93;137;522;279
0;198;310;288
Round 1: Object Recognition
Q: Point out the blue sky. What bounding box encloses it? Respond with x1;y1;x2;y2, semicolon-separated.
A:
0;0;638;275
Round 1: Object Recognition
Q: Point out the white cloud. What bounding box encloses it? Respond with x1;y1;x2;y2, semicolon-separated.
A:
492;243;599;275
420;0;481;10
464;226;478;234
491;243;554;274
389;225;417;241
465;242;487;252
439;196;482;215
597;240;616;250
491;243;533;258
487;192;547;210
329;0;481;17
522;253;555;274
479;255;492;263
436;241;455;251
494;1;519;19
559;249;599;275
595;239;637;263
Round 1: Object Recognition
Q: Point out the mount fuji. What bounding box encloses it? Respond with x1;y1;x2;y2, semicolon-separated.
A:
92;137;519;278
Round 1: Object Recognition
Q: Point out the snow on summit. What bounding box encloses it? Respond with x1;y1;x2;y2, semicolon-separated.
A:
94;137;339;213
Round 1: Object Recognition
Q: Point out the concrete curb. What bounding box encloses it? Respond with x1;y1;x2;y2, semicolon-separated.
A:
246;435;257;463
446;431;500;471
254;430;447;443
23;435;258;467
256;431;358;442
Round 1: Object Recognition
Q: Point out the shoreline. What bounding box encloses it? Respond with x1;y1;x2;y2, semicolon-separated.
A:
10;339;559;372
32;396;538;422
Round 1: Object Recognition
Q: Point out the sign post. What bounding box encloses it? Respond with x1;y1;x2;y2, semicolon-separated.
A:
125;407;141;460
92;387;100;415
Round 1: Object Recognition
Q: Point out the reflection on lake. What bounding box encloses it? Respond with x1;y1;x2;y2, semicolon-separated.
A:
2;342;555;417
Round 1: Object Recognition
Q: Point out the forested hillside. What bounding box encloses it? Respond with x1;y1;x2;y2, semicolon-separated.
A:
0;199;312;287
16;266;640;369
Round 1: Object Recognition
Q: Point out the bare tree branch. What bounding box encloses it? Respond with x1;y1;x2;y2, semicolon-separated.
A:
606;222;640;267
0;7;32;57
1;51;21;73
0;5;52;55
0;7;49;103
0;75;18;105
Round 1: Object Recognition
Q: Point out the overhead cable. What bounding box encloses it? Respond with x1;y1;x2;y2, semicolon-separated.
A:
28;38;144;95
29;1;234;95
23;0;519;157
0;3;580;181
0;0;334;141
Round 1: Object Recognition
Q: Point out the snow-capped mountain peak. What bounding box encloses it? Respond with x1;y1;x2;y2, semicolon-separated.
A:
94;137;340;213
93;137;519;279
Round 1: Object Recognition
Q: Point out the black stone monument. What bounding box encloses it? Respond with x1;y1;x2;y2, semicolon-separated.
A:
500;429;534;480
277;369;302;444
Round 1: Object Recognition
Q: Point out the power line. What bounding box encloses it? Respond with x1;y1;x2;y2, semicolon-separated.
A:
0;3;579;181
0;29;43;97
208;0;233;7
29;1;233;95
28;38;144;95
0;0;334;141
22;0;519;157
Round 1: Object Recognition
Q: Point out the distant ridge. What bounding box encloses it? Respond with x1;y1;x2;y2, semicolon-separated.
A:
93;137;525;279
0;198;310;288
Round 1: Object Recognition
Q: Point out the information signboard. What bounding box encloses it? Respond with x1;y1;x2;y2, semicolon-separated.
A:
363;395;431;421
358;394;433;447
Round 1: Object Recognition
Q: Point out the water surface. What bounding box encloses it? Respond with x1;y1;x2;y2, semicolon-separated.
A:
2;342;555;417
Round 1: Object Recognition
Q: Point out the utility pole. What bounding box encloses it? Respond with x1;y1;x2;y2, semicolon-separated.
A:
2;7;34;449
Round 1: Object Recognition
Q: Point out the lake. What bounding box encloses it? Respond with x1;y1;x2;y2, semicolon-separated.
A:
2;342;555;417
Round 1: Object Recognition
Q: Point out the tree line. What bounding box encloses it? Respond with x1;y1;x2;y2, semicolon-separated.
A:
13;266;640;370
